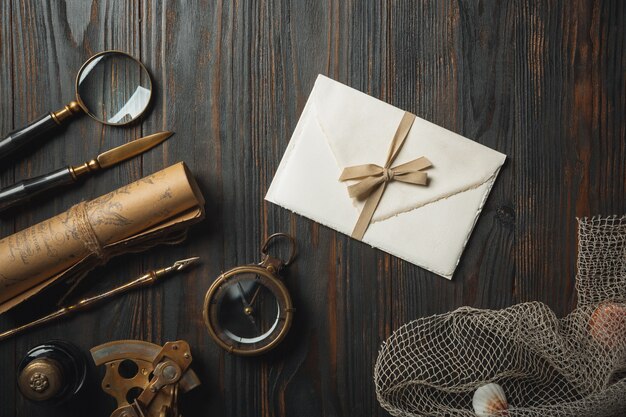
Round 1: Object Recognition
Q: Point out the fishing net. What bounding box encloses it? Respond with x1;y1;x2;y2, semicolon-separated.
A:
374;215;626;417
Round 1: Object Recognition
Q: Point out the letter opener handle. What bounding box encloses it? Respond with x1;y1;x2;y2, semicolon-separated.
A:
0;131;172;213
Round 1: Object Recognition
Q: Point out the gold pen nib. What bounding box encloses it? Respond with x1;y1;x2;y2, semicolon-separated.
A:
154;257;201;278
71;131;174;178
173;257;201;271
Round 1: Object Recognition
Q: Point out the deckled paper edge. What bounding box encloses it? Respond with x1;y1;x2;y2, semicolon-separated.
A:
448;165;503;278
265;81;318;204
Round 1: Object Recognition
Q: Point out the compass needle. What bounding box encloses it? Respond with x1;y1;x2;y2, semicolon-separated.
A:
236;282;251;306
249;282;263;306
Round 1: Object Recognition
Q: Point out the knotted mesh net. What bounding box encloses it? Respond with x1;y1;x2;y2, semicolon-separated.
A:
374;215;626;417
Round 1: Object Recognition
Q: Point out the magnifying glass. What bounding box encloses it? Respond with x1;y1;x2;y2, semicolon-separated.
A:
0;50;152;162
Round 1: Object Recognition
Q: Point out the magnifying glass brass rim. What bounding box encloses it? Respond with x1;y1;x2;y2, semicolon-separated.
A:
203;265;294;356
74;49;153;126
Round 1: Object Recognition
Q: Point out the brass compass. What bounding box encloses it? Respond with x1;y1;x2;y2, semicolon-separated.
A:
203;233;297;356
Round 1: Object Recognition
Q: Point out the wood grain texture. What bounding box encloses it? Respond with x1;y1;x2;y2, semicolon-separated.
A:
0;1;624;416
0;2;16;415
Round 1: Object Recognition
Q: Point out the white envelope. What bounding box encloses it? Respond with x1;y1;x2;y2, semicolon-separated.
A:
266;75;506;279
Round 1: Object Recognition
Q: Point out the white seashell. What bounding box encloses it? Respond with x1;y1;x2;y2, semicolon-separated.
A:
472;383;509;417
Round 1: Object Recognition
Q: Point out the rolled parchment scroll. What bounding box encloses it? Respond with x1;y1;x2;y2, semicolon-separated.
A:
0;162;205;313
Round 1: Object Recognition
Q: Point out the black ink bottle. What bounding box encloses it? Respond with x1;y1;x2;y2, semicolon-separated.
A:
17;340;87;405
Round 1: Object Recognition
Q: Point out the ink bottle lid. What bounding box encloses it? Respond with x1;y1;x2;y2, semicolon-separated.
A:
17;340;87;405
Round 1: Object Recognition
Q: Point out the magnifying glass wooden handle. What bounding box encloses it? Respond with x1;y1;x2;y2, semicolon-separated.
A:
0;102;81;164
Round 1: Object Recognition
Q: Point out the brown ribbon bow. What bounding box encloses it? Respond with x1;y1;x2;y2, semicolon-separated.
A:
339;112;432;240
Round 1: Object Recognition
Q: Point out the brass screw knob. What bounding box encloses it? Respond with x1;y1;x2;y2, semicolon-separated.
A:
18;359;64;402
29;372;50;392
162;365;178;381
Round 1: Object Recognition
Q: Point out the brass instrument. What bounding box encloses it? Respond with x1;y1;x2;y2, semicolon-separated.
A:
91;340;201;417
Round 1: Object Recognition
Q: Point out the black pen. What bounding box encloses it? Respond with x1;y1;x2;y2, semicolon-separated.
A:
0;131;172;213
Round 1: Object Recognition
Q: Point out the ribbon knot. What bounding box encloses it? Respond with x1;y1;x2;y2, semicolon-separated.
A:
339;112;432;240
382;168;394;182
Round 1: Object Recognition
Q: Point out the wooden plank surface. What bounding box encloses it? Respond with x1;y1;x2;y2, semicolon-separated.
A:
0;1;624;416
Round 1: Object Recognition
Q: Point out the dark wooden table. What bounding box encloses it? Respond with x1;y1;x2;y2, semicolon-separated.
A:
0;1;624;416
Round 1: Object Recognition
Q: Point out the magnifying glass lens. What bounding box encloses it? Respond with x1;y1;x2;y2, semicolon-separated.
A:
76;52;152;125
